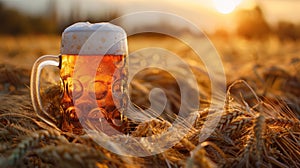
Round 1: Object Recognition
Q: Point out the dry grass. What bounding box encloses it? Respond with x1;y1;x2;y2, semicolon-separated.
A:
0;35;299;167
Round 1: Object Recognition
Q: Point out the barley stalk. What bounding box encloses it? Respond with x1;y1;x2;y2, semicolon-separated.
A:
217;110;247;130
35;143;115;168
265;117;299;128
224;117;253;136
253;113;265;167
0;129;66;167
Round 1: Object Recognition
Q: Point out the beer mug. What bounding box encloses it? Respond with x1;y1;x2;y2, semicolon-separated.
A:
30;22;128;134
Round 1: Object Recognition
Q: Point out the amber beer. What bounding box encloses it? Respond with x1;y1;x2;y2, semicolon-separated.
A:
60;54;127;134
30;22;128;135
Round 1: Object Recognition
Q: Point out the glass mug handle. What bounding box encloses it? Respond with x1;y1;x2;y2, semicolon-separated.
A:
30;55;60;130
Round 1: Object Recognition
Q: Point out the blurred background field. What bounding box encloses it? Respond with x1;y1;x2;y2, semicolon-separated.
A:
0;0;299;167
0;0;300;71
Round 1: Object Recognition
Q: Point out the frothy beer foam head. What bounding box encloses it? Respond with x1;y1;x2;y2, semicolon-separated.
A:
61;22;128;55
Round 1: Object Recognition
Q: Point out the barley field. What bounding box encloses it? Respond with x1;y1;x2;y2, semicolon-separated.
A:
0;34;299;167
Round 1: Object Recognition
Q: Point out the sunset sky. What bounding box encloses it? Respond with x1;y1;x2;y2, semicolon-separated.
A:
2;0;300;32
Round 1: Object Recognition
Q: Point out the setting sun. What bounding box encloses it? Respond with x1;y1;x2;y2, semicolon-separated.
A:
213;0;243;14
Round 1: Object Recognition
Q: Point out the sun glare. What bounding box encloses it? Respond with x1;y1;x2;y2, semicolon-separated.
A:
213;0;243;14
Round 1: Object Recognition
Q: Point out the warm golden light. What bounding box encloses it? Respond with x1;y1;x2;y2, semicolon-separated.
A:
213;0;243;14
